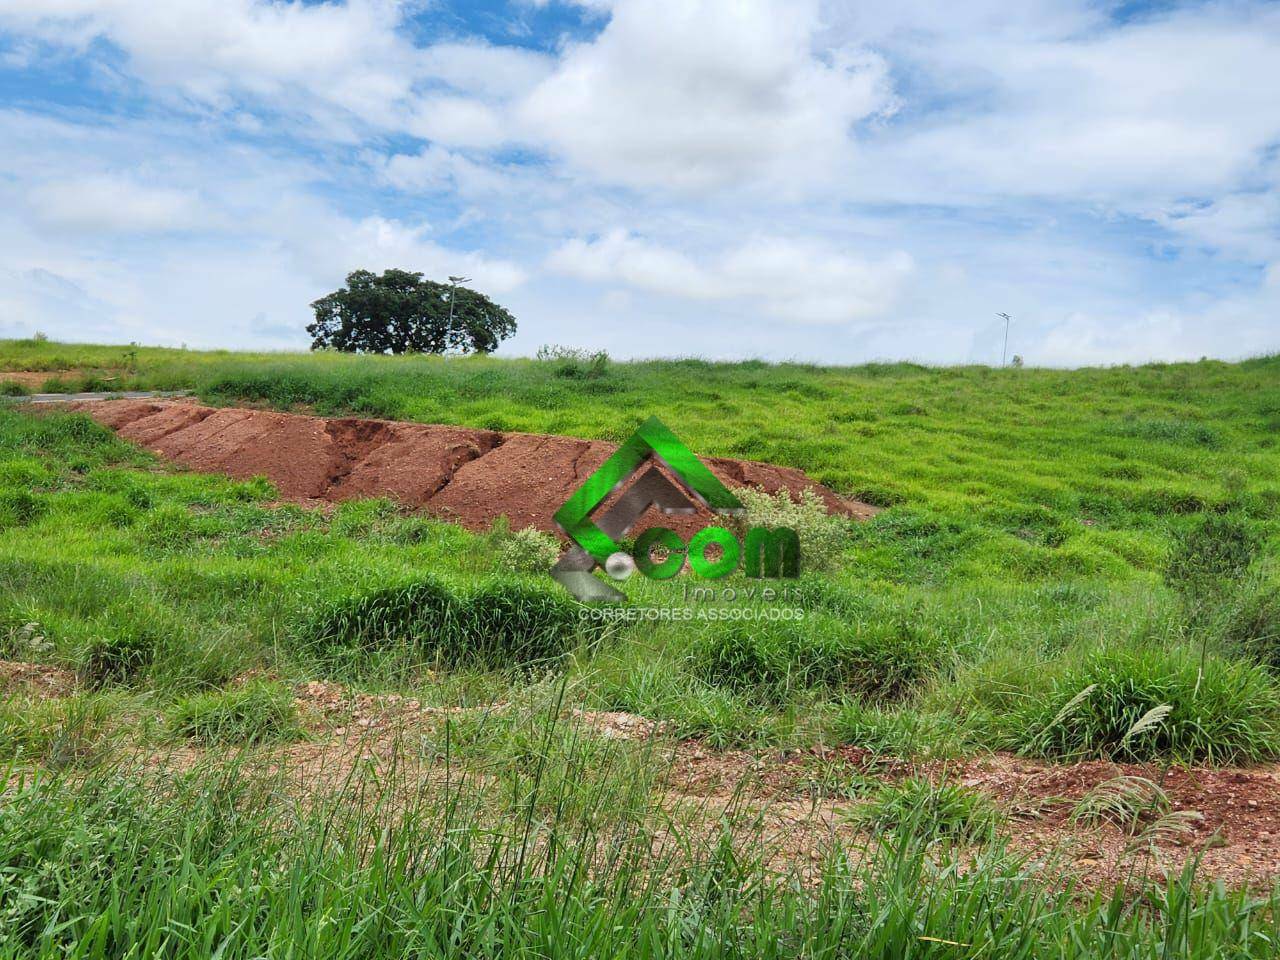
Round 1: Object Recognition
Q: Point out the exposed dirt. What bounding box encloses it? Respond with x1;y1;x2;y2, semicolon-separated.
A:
666;743;1280;889
283;683;1280;888
0;369;123;388
7;666;1280;889
0;659;77;697
62;398;878;535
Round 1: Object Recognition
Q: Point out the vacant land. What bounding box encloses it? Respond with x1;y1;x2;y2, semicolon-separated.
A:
3;339;1280;956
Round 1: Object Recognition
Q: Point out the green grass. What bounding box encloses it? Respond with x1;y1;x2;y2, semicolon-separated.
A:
4;339;1280;952
167;680;302;745
0;696;120;767
851;776;1004;844
4;755;1280;958
300;574;597;672
1008;646;1280;764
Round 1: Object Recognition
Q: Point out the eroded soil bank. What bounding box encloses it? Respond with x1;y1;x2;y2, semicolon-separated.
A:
63;398;877;534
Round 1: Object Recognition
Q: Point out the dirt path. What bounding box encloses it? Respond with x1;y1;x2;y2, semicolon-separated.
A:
7;663;1280;890
1;370;98;388
279;684;1280;889
14;390;191;404
58;398;877;535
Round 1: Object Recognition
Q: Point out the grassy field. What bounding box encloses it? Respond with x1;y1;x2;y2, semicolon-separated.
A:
3;338;1280;955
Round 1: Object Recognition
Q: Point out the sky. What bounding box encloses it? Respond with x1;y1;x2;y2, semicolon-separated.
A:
0;0;1278;366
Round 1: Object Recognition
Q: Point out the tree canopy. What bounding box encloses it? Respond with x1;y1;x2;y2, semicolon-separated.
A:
307;269;517;355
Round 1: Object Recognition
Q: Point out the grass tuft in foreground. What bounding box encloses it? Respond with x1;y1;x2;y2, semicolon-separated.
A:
2;759;1279;958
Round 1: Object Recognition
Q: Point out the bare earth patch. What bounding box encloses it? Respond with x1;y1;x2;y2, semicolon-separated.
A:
59;398;878;535
284;685;1280;889
0;369;123;388
0;659;76;697
12;671;1280;889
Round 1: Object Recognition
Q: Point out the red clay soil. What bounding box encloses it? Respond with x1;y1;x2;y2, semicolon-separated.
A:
64;399;877;535
1;369;107;388
665;743;1280;888
0;659;77;697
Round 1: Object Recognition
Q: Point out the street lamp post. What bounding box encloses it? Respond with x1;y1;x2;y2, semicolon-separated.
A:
997;312;1012;367
447;275;471;354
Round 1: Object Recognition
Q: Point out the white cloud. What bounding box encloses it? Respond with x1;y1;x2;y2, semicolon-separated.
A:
0;1;411;118
292;213;529;294
549;230;913;323
0;0;1279;364
0;1;546;137
518;0;895;191
406;94;511;149
1157;191;1280;263
418;41;554;100
27;175;204;234
838;3;1280;214
0;109;528;350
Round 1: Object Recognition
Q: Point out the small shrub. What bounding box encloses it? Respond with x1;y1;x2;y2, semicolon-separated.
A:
1167;514;1258;592
0;380;31;397
0;696;112;767
734;487;852;573
1013;647;1280;764
1213;577;1280;670
689;615;947;704
1107;417;1220;448
78;631;155;688
535;344;610;379
492;523;562;573
0;491;48;528
300;576;587;668
852;778;1002;844
168;681;301;745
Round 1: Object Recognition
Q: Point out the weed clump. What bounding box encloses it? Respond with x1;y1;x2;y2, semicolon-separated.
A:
464;579;584;663
1216;579;1280;669
300;576;587;669
79;632;154;688
535;344;610;379
1014;647;1280;764
169;681;301;745
1167;514;1259;593
1107;417;1221;448
0;696;113;767
833;701;961;757
489;521;562;573
0;491;47;528
302;577;455;653
852;777;1002;844
734;487;852;573
689;615;947;704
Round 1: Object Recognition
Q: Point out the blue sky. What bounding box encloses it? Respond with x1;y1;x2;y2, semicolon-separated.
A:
0;0;1277;365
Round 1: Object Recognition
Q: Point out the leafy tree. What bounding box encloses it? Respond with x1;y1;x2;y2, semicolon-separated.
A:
307;269;516;355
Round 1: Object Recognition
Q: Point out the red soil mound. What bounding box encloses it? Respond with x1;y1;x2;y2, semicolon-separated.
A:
65;399;877;535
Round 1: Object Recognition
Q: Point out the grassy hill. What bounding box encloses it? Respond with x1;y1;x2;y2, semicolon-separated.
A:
3;339;1280;954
